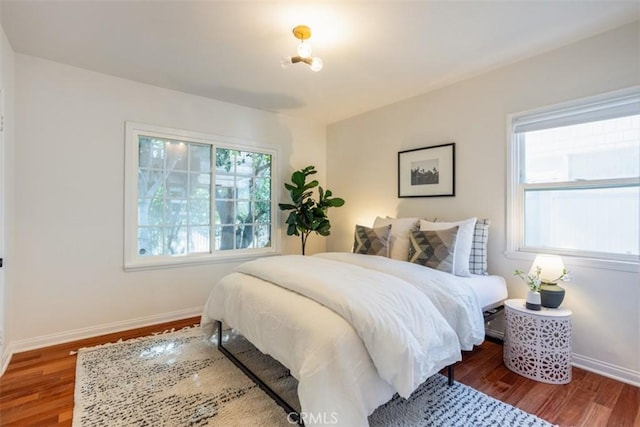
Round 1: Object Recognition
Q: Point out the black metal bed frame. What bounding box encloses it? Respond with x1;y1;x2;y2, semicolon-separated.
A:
483;305;504;323
482;305;505;344
215;305;503;425
215;321;304;424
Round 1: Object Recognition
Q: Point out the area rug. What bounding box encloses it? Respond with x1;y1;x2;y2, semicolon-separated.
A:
73;327;554;426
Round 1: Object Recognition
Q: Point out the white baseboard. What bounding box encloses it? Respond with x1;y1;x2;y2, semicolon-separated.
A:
5;306;203;358
1;346;12;377
573;353;640;387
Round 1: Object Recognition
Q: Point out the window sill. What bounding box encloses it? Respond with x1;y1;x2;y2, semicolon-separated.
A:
124;249;281;271
504;250;638;273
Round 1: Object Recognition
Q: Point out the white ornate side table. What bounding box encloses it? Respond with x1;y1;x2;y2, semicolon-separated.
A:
503;298;572;384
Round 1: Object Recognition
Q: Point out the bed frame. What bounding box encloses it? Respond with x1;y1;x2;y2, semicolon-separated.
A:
216;304;505;424
483;304;504;322
482;304;505;344
215;320;457;425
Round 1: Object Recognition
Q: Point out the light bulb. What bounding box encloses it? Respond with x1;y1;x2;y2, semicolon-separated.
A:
280;56;293;69
297;42;312;58
310;57;323;72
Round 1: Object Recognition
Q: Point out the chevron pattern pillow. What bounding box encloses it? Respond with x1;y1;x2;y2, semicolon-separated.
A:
420;217;476;277
408;227;459;273
353;224;392;256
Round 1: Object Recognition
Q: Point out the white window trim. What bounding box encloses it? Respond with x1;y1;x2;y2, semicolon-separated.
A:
505;87;640;273
124;121;280;271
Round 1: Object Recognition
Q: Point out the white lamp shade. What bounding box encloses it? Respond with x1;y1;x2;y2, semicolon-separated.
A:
529;254;565;282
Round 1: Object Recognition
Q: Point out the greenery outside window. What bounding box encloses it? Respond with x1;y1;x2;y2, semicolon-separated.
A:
507;89;640;269
125;122;278;270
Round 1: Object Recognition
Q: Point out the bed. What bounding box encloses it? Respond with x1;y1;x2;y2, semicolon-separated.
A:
201;249;507;426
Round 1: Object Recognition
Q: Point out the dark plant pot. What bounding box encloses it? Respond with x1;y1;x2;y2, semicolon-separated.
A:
540;282;565;308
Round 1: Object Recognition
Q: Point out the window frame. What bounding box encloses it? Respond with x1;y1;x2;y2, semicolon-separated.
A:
124;122;280;271
506;88;640;272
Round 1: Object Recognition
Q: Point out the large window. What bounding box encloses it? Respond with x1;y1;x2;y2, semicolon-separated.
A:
507;89;640;266
125;122;278;269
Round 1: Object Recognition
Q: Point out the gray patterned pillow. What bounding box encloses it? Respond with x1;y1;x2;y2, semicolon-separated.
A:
469;219;490;275
408;227;459;273
353;224;392;256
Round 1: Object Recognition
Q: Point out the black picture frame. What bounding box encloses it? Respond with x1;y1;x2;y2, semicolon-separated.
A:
398;143;455;197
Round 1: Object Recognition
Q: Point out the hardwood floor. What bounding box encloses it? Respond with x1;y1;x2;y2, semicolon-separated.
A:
1;318;638;426
455;342;640;427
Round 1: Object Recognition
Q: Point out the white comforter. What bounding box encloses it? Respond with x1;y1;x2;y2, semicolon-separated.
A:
316;252;485;350
238;255;461;397
201;253;484;426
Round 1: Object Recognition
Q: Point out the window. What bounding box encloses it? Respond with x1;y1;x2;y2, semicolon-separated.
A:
507;89;640;267
125;122;278;269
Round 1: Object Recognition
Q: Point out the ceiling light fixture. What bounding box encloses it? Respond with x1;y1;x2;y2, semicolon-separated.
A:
281;25;323;72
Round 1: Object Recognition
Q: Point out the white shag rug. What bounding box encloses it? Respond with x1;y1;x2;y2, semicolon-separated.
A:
73;327;554;427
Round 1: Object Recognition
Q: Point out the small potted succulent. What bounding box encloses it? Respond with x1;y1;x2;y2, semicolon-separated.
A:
515;267;544;311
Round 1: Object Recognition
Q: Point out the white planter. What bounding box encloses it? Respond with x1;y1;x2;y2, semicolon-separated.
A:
525;290;542;311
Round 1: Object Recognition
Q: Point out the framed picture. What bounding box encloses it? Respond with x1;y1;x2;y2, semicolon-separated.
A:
398;143;455;197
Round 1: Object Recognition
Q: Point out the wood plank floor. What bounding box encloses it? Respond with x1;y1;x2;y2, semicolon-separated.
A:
1;318;638;426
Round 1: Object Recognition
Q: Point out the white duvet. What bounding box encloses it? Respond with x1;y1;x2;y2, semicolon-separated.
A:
316;252;485;350
201;253;484;426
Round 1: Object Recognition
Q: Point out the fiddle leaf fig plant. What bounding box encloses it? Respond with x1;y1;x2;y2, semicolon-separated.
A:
279;165;345;255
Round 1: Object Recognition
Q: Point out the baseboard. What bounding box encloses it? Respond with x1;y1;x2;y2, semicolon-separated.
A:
573;353;640;387
7;306;203;356
1;345;12;376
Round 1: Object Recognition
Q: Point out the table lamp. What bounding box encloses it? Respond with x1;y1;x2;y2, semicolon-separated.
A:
529;254;568;308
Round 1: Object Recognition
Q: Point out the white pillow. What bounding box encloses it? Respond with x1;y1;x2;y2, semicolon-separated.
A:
372;217;420;261
419;217;477;277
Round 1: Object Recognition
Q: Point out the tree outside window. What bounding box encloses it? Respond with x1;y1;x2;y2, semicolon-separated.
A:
134;133;273;261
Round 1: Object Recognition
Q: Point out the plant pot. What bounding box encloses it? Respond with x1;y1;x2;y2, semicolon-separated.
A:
540;282;565;308
525;290;542;311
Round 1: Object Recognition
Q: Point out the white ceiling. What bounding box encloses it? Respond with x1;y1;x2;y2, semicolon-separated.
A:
1;1;638;124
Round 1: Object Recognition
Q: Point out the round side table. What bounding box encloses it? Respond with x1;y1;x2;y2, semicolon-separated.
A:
503;298;572;384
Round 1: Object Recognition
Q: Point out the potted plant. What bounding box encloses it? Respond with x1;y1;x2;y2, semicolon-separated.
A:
279;166;345;255
514;267;544;311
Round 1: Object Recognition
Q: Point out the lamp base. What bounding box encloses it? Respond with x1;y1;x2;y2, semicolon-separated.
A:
540;282;565;308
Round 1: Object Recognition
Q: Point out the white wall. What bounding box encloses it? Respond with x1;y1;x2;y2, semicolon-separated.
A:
10;54;327;350
327;22;640;385
0;19;15;373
